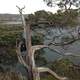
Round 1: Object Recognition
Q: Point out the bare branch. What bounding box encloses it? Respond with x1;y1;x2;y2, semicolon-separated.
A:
37;67;68;80
16;5;20;10
31;45;48;67
49;39;77;46
31;44;65;56
64;52;80;57
16;43;29;69
16;5;25;14
32;45;48;54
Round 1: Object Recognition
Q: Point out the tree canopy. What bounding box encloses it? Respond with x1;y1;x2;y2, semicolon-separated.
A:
44;0;80;12
28;9;79;27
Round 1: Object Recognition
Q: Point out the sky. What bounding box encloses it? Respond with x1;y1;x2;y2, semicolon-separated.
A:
0;0;59;14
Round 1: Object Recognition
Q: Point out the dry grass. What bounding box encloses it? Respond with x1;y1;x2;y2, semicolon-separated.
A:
0;72;26;80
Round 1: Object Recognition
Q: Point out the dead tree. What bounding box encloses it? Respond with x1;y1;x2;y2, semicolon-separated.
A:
16;6;34;80
16;6;67;80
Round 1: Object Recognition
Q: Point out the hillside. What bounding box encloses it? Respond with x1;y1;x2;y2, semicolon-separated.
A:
0;14;21;21
0;14;28;20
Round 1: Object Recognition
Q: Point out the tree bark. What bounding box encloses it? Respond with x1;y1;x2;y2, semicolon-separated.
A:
25;23;34;80
17;6;34;80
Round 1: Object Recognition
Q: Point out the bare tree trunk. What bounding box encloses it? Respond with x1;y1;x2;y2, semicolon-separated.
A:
16;6;34;80
25;24;34;80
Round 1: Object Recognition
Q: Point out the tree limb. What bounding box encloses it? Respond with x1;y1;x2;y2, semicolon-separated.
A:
31;45;48;67
49;38;77;46
16;43;29;69
37;67;68;80
16;5;25;14
32;45;48;54
31;44;66;78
